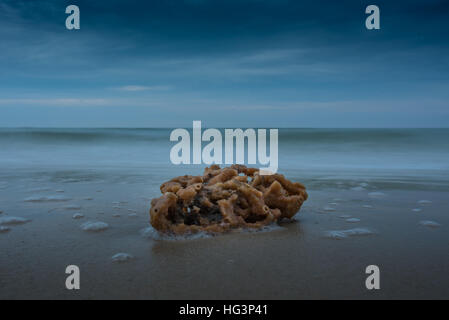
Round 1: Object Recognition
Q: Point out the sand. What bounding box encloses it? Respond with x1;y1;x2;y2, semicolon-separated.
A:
0;173;448;299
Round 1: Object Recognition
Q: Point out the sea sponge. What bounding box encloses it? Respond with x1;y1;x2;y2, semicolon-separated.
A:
149;165;308;234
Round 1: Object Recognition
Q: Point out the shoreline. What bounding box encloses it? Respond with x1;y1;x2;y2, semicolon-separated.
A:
1;178;448;299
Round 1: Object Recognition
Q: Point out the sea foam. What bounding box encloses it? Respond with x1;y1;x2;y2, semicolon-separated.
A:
368;192;386;199
0;226;11;233
324;228;374;240
419;220;441;228
141;226;213;241
24;195;71;202
418;200;432;206
0;216;30;225
62;204;82;210
81;221;109;232
111;253;133;262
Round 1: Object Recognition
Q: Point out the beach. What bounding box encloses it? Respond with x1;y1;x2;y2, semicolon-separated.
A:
1;128;448;299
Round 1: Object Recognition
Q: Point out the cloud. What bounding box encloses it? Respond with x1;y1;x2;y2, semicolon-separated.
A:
117;85;172;92
0;97;166;108
1;0;449;127
0;98;112;107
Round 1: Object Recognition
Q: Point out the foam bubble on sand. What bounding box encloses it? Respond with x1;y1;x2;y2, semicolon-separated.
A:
24;195;72;202
81;221;109;232
362;205;373;208
324;228;374;240
111;253;133;263
0;216;30;225
346;218;361;223
63;205;82;210
112;201;128;206
359;182;369;187
242;224;285;234
26;187;52;193
419;220;441;228
412;208;422;212
141;226;162;239
368;192;386;199
418;200;432;206
0;226;11;233
72;213;84;219
142;222;285;241
141;226;213;241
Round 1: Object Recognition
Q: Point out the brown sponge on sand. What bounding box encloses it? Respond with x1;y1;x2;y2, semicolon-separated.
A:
149;165;308;234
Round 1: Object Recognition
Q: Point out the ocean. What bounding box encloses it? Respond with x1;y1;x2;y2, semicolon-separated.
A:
1;128;449;171
1;128;448;299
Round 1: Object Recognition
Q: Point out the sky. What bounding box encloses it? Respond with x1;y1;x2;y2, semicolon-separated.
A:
0;0;448;128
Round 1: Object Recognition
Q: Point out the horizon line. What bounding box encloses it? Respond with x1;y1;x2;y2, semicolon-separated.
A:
1;126;449;130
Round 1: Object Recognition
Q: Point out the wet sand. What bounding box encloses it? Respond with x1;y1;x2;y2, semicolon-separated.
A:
1;169;449;299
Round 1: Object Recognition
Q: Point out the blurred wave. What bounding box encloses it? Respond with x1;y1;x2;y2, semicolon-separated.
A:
0;128;448;182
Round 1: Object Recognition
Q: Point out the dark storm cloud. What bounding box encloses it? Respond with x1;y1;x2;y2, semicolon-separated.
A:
0;0;448;127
